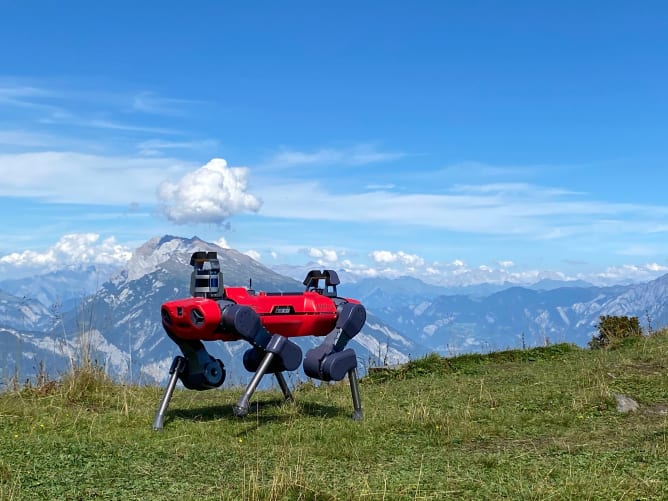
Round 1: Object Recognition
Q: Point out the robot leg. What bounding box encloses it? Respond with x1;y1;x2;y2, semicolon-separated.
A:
153;356;186;431
220;304;302;417
303;302;366;420
234;334;302;417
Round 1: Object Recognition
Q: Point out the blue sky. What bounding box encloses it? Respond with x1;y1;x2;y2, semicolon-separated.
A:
1;1;667;285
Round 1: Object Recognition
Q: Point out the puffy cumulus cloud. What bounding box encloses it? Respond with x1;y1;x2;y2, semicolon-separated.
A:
369;250;395;264
337;258;377;276
370;250;424;267
498;260;515;268
158;158;262;225
307;248;339;263
214;237;230;249
0;233;132;269
244;250;261;261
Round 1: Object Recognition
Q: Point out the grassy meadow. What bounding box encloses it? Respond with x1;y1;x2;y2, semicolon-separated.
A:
1;333;667;500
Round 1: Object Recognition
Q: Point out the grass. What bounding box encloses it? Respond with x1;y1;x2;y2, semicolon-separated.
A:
1;332;667;500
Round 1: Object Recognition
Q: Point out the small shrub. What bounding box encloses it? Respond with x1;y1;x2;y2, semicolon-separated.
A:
589;315;643;349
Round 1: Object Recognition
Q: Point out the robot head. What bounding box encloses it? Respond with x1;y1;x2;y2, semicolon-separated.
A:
189;251;224;298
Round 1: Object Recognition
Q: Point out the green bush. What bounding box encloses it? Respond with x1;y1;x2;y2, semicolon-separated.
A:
589;315;643;349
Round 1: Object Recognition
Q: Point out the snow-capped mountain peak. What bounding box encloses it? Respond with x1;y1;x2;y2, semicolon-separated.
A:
116;235;217;284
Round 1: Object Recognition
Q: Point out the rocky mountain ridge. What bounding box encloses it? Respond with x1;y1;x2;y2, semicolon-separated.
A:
0;236;425;387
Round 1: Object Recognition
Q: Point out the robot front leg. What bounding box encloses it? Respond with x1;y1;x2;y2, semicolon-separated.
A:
164;336;226;390
153;356;186;431
153;337;226;431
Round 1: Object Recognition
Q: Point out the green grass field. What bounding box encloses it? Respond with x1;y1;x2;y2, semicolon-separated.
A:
1;333;667;500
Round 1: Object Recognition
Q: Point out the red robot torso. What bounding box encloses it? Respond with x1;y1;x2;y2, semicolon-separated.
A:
161;286;360;342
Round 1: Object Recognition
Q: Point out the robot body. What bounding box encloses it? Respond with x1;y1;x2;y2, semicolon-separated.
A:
153;252;366;430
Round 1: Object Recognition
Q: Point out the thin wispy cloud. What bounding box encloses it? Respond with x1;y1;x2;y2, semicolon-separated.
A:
0;130;64;148
0;129;110;153
255;179;668;241
0;83;55;109
86;119;179;135
138;138;219;156
264;144;407;168
450;182;583;197
131;91;206;116
440;161;552;179
616;245;661;257
1;81;193;142
0;151;196;204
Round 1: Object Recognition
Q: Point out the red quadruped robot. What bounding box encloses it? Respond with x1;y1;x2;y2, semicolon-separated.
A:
153;251;367;430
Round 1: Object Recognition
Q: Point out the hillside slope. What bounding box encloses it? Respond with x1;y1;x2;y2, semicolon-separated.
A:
1;332;667;500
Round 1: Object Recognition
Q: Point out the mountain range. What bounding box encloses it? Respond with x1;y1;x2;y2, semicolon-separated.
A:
1;234;667;389
0;236;425;388
340;275;667;353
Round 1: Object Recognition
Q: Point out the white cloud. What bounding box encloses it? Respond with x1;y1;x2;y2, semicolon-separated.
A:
616;245;660;257
590;263;668;284
0;83;54;109
275;244;668;288
255;179;668;240
131;91;203;116
370;250;395;264
0;151;195;204
214;237;230;249
244;250;261;261
137;138;218;157
85;119;177;135
307;248;339;263
0;130;64;148
370;250;424;267
0;233;131;269
158;158;262;225
265;144;406;168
